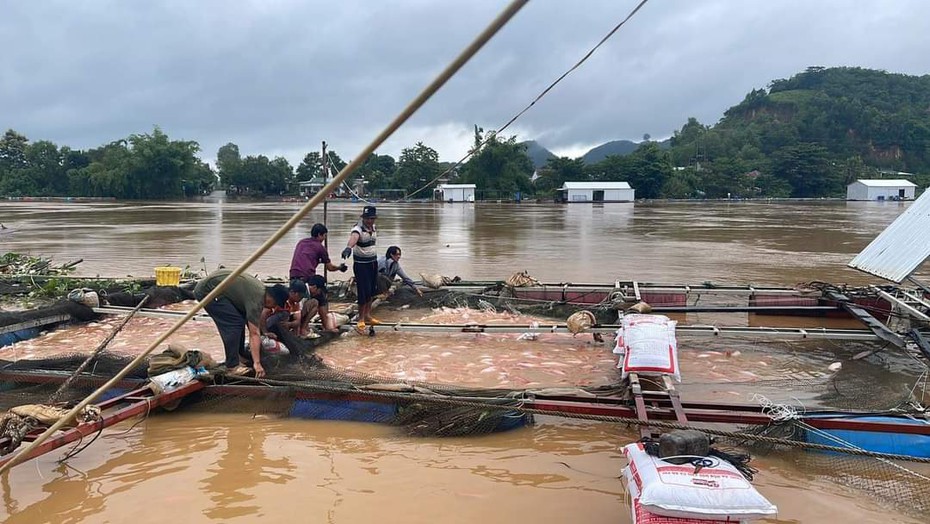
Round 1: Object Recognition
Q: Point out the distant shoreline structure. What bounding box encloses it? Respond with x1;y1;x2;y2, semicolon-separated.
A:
1;195;915;205
2;196;117;202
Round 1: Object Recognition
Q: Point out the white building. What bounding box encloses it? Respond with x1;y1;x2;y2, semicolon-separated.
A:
558;181;635;203
846;179;917;201
435;183;476;202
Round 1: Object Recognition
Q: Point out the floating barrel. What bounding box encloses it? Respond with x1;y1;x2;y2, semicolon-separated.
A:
803;415;930;458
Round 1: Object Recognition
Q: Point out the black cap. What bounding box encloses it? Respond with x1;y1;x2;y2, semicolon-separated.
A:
361;205;377;218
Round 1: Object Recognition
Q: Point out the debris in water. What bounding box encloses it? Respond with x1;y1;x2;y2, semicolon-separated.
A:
828;362;842;372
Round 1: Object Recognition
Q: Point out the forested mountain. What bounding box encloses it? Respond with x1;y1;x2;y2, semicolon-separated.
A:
665;67;930;197
1;67;927;200
581;140;639;163
581;139;670;164
520;140;555;169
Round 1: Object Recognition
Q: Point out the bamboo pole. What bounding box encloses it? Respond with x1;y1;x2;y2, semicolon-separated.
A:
0;0;528;474
48;295;151;404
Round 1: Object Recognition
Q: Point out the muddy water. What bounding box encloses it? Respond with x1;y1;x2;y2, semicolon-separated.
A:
2;199;929;523
1;199;926;283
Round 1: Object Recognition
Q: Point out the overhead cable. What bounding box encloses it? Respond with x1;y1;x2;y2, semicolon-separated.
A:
405;0;651;199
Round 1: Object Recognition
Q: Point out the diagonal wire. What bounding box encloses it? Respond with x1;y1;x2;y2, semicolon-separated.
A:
405;0;651;200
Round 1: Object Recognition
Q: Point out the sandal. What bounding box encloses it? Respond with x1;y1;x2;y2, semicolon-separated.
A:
228;365;253;377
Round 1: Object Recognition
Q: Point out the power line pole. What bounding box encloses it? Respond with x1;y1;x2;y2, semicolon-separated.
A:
322;140;328;281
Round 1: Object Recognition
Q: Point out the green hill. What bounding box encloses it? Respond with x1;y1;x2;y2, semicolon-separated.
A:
667;66;930;198
581;139;670;164
581;140;639;163
521;140;556;170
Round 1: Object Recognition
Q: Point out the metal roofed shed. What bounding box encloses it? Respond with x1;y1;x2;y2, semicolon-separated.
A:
558;181;635;203
846;179;917;201
434;184;476;202
848;189;930;282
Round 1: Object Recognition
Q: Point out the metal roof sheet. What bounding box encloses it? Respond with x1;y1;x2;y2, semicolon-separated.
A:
436;184;476;189
560;181;632;190
851;179;917;187
848;190;930;282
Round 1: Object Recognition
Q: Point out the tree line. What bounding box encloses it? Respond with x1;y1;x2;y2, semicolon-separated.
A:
2;67;928;200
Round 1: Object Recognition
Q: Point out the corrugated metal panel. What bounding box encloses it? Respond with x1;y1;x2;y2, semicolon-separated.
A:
848;190;930;282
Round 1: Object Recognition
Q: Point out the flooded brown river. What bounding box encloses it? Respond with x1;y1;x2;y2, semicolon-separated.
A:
1;199;928;523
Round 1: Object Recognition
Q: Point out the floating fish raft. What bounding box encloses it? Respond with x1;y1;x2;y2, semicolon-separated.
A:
2;276;929;461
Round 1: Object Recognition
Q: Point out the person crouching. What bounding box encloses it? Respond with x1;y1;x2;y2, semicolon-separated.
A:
194;270;277;378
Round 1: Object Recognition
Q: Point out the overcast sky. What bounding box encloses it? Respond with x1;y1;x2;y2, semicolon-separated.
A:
3;1;929;166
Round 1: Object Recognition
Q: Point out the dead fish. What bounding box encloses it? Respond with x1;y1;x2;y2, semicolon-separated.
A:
726;350;741;358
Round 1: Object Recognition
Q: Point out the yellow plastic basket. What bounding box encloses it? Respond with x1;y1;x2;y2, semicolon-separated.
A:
154;266;182;287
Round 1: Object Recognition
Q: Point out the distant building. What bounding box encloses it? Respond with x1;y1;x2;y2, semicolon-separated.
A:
558;181;635;203
434;183;476;202
298;177;327;197
846;179;916;201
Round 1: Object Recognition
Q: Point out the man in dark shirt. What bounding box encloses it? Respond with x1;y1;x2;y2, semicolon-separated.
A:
194;269;276;378
289;223;347;282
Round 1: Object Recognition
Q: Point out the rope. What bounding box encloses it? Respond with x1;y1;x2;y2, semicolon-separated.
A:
751;395;930;483
405;0;651;200
225;374;930;464
48;295;150;403
323;149;375;204
0;0;530;474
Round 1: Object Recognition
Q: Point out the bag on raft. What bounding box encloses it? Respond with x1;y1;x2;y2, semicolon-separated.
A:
616;314;681;382
627;478;728;524
622;443;777;521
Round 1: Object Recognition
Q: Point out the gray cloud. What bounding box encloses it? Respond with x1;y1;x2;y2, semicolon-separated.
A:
2;0;929;164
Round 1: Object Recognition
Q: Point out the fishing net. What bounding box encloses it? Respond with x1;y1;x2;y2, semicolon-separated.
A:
0;345;537;442
407;288;620;324
727;385;930;521
104;286;195;308
730;424;930;519
0;300;98;329
4;291;930;519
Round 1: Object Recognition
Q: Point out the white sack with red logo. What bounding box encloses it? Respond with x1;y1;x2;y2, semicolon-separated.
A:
625;475;729;524
622;443;777;521
617;314;681;382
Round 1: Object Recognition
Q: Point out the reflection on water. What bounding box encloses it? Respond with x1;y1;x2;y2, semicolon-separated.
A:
0;415;629;524
1;200;924;284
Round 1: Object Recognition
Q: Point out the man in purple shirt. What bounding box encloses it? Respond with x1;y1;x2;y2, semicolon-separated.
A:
289;223;347;282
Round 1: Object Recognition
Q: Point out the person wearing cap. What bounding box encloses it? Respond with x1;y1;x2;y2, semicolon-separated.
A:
290;223;347;282
342;205;379;331
377;246;423;297
193;270;278;378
